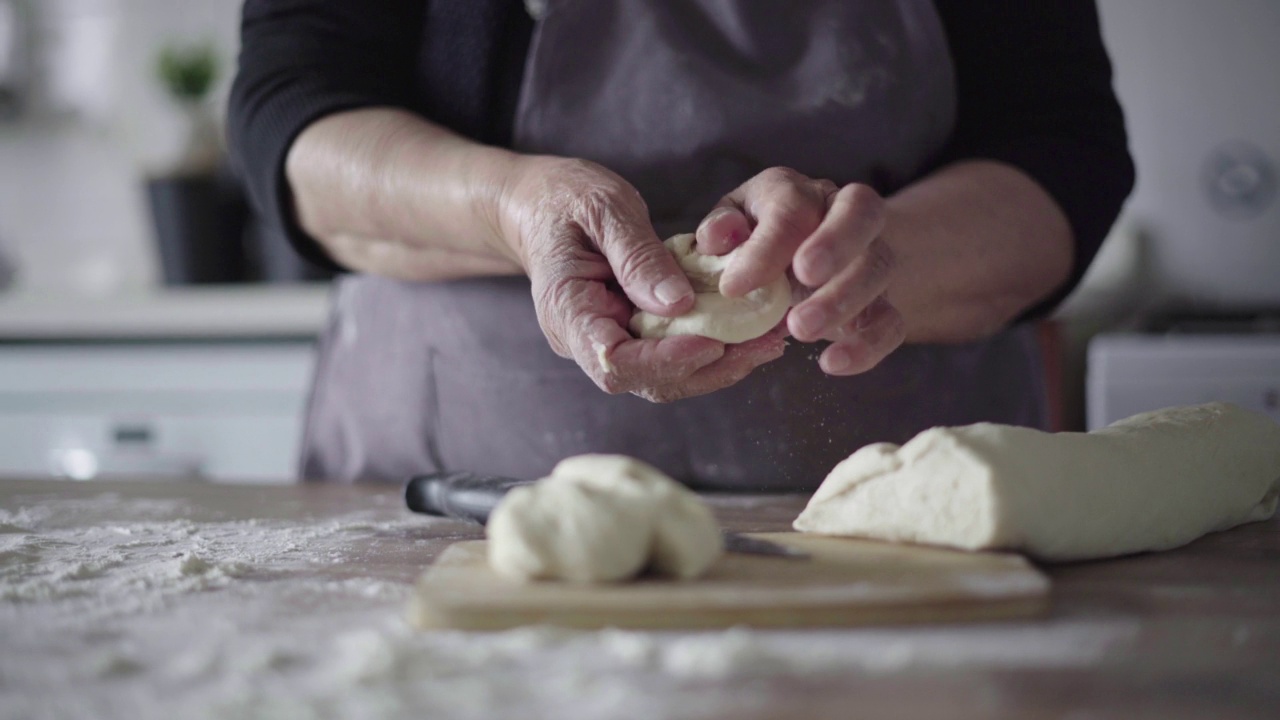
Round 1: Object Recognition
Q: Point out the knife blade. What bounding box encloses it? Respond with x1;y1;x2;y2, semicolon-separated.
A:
404;471;808;559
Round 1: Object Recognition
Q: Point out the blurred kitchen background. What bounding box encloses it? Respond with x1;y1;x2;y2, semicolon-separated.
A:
0;0;1276;483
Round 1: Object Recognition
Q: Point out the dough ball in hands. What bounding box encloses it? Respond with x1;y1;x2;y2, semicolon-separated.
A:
630;234;790;344
486;454;724;583
794;403;1280;561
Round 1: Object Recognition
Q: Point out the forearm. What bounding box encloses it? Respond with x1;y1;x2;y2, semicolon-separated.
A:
884;160;1073;343
284;107;524;280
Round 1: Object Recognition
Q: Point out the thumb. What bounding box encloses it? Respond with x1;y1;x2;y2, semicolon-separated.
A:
594;211;695;318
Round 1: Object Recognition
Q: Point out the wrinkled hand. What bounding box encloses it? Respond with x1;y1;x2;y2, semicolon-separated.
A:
696;167;905;375
497;157;786;402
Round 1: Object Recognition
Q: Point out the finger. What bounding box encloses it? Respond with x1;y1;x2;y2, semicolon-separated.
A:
632;325;789;403
819;297;906;376
695;206;752;256
719;168;826;298
787;274;816;307
669;326;788;396
600;333;728;393
573;303;726;393
580;191;695;317
793;184;886;289
530;269;724;392
788;238;895;343
530;268;628;358
815;178;840;196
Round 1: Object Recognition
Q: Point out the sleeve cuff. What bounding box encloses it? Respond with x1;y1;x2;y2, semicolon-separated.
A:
948;136;1136;320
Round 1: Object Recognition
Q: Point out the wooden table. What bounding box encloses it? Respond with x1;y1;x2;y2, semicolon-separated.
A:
1;478;1277;719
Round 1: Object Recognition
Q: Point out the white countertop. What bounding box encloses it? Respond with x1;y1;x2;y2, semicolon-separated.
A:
0;284;332;340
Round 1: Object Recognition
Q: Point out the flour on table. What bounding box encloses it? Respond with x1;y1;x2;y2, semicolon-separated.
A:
3;487;1147;720
794;402;1280;561
0;492;418;612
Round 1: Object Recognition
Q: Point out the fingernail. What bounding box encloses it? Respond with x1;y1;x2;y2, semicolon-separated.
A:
792;304;829;339
700;207;733;228
654;277;692;306
695;211;719;238
824;346;853;374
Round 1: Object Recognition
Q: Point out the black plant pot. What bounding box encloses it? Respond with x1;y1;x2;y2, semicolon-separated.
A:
146;172;249;285
244;217;335;284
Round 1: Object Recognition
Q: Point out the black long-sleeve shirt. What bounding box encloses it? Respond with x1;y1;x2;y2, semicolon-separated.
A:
228;0;1135;316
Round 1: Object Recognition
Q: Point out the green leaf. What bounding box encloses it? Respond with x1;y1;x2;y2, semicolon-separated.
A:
156;43;219;102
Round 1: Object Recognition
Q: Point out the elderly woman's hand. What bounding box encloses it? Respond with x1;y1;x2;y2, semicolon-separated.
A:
497;156;787;402
696;167;905;376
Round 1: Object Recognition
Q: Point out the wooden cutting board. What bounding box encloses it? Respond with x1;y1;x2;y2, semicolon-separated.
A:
407;533;1050;631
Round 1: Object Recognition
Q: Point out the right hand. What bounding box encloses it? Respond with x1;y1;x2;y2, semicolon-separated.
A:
694;167;905;377
495;156;787;401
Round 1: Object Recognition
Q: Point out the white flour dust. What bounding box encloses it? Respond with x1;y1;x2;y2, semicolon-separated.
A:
1;489;1138;720
0;494;410;614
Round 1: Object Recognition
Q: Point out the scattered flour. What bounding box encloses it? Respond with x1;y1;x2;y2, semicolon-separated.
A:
0;495;413;613
0;489;1145;720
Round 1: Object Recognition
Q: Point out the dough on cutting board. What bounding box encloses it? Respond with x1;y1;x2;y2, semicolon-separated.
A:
487;454;723;583
794;403;1280;561
630;234;790;343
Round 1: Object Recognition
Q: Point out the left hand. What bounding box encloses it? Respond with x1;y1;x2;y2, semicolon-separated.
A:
629;324;789;403
695;167;906;376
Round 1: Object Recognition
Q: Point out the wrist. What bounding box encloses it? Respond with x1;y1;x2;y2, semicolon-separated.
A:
397;123;528;272
472;149;534;271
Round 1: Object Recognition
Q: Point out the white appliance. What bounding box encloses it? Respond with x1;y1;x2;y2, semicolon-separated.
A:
1098;0;1280;308
1087;331;1280;430
0;341;314;482
1083;4;1280;430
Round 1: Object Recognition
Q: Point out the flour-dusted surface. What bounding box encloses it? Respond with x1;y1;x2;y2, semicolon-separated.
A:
3;480;1280;720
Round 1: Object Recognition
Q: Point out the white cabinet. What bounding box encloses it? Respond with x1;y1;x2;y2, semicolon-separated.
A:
1087;333;1280;430
0;342;315;483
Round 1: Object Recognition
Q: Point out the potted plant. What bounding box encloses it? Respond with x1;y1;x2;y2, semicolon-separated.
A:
146;42;247;285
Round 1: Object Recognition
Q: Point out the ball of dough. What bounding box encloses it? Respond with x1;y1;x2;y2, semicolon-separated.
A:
630;234;790;344
486;454;724;583
552;455;724;579
647;487;725;579
485;477;654;584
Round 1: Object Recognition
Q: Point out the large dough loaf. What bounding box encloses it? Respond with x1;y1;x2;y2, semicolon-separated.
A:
793;403;1280;561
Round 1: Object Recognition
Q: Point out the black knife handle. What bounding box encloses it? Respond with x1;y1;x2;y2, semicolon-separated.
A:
404;471;533;525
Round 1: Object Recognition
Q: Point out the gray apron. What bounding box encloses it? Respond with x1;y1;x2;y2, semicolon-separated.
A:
299;0;1048;491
